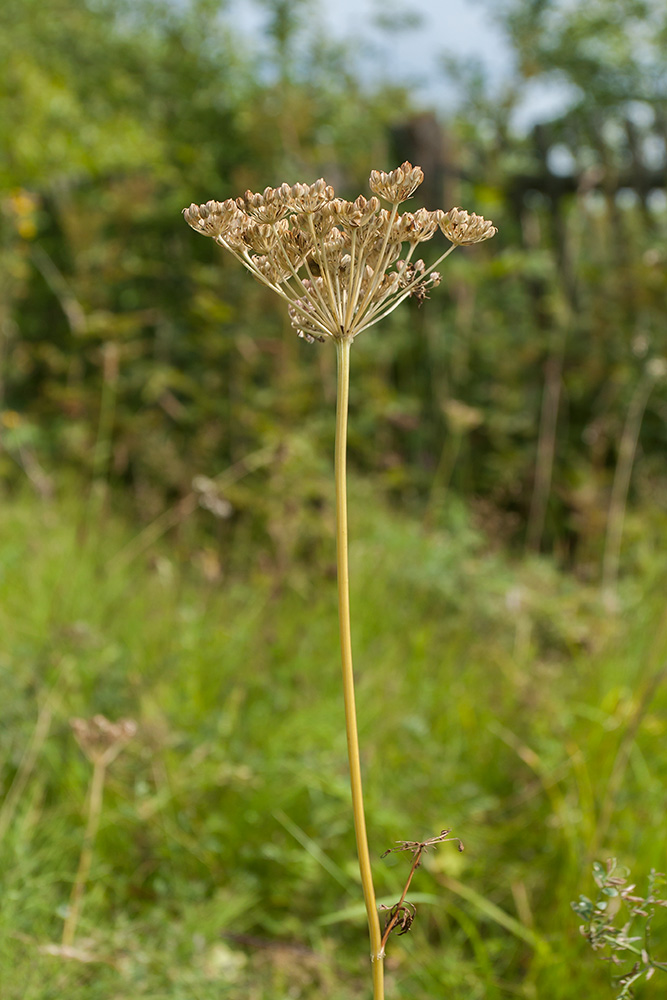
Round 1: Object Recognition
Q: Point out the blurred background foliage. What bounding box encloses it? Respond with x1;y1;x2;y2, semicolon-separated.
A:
1;0;667;998
1;0;664;560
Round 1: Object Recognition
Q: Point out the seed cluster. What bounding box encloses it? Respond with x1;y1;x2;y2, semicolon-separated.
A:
70;715;137;766
183;162;496;342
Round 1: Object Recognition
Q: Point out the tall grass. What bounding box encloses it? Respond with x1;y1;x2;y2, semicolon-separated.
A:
1;481;666;998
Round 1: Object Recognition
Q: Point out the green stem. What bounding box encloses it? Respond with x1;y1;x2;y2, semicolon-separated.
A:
334;336;384;1000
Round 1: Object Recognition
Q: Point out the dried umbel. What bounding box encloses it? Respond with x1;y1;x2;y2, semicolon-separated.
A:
70;714;137;766
439;206;498;246
62;714;137;952
183;163;496;343
369;161;425;203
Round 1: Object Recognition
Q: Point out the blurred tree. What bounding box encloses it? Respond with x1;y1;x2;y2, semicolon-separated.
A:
433;0;667;561
0;0;411;534
0;0;665;573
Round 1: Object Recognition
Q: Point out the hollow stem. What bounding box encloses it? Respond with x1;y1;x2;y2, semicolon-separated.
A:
334;336;384;1000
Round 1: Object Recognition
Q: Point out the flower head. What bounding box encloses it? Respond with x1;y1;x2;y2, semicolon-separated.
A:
70;714;137;766
239;184;292;223
439;207;497;245
183;165;496;341
369;161;425;204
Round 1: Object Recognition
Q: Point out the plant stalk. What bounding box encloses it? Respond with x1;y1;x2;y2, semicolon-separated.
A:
62;758;107;948
334;336;384;1000
601;370;656;597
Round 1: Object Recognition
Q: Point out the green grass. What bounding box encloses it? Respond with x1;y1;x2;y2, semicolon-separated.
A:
1;479;666;998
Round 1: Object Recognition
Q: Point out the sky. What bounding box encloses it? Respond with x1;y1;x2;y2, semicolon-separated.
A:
228;0;578;132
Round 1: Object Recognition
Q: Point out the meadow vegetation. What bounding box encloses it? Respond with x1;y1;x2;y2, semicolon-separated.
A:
1;480;666;998
1;0;667;996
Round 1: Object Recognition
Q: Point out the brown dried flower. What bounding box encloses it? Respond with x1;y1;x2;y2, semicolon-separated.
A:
240;184;293;223
330;195;381;229
288;178;335;214
369;161;425;204
439;207;498;245
183;164;496;342
70;714;137;766
183;199;240;238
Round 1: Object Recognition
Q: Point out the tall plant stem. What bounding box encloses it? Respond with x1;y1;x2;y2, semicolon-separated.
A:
526;346;565;553
62;758;107;948
601;371;656;597
334;336;384;1000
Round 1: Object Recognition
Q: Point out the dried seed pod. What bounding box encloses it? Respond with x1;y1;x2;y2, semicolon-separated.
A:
439;207;497;245
369;161;424;204
252;254;293;284
182;199;242;238
240;184;292;223
288;293;327;342
293;209;337;239
330;195;381;229
242;219;289;254
70;715;137;765
289;179;335;214
390;210;442;245
409;208;444;244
